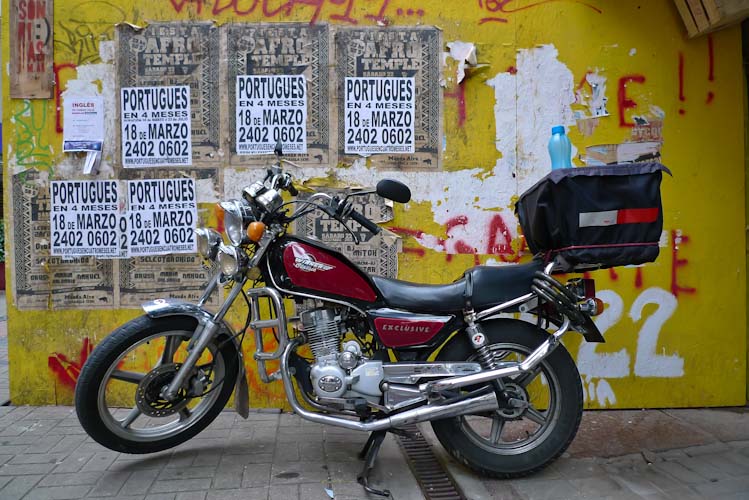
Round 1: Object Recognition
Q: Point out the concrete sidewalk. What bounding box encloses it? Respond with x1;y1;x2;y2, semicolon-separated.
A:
0;406;747;499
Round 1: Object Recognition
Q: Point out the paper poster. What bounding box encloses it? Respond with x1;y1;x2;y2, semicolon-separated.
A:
11;171;115;310
63;96;104;152
336;27;442;170
10;0;54;98
226;23;329;166
236;75;307;155
121;86;192;167
295;190;400;278
126;178;197;256
344;77;415;154
117;169;219;307
49;181;121;257
117;23;220;161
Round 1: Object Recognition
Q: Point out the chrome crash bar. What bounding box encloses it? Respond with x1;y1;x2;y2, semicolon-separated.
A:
248;287;290;383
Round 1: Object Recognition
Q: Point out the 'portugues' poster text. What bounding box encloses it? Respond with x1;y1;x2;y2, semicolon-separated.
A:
121;86;192;167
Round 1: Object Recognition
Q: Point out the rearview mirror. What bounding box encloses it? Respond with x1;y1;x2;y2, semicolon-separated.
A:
274;140;283;157
376;179;411;203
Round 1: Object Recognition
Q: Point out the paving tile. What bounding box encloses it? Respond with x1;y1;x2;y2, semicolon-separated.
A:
210;463;245;490
144;495;175;500
552;457;608;479
149;478;212;494
299;482;334;500
82;451;120;472
205;487;269;500
242;462;273;487
507;478;580;500
174;492;207;500
269;483;299;500
676;455;733;481
87;470;131;497
22;484;92;499
0;462;58;475
691;475;749;496
157;466;217;481
570;475;626;497
38;471;103;486
0;474;44;500
120;468;160;495
48;435;88;454
9;452;68;465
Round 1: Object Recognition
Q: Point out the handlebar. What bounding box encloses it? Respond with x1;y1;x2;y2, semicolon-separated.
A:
349;209;382;235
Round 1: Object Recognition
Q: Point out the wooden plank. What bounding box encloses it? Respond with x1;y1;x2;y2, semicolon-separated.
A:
673;0;700;37
10;0;54;99
702;0;722;25
713;0;749;25
686;0;711;31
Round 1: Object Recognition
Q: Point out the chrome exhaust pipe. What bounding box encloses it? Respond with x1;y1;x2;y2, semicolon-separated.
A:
422;318;571;394
279;339;499;432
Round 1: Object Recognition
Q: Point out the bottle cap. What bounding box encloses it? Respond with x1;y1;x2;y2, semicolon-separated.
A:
551;125;565;135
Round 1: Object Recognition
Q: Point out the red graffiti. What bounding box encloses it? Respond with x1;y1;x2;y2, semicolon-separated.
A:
706;35;715;104
634;267;643;289
48;337;93;389
444;83;467;128
678;52;685;115
389;214;524;264
671;230;696;297
477;0;601;25
165;0;407;25
53;62;77;134
169;0;203;13
506;65;517;75
617;74;645;127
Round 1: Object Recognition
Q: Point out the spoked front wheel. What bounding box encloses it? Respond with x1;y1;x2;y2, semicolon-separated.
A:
75;315;239;454
431;319;582;478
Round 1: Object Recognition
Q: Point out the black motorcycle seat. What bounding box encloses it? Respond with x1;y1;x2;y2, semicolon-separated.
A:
371;260;545;314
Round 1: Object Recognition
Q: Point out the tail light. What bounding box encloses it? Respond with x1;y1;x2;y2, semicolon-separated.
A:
566;278;596;300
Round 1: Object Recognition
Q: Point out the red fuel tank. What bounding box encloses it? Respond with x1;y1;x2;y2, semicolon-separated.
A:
277;239;378;303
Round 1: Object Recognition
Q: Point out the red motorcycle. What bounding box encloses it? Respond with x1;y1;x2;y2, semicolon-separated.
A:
76;147;668;495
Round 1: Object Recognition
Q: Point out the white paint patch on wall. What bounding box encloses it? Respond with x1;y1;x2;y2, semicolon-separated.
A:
220;43;580;259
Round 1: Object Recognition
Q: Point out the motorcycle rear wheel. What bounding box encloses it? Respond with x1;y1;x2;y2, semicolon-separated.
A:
431;318;582;478
75;315;239;454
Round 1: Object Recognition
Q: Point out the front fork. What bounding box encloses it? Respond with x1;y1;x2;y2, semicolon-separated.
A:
162;275;247;402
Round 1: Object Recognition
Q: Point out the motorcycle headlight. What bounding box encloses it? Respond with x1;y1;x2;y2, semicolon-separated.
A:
217;244;242;276
220;199;255;246
195;227;222;260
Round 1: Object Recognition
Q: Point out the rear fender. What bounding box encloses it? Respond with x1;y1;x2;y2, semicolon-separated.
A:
141;298;250;419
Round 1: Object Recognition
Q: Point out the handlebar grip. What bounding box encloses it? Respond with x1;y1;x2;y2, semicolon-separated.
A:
287;182;298;196
350;209;382;235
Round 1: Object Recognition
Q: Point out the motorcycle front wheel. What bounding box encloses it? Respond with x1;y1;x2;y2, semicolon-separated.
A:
75;315;240;454
431;318;583;478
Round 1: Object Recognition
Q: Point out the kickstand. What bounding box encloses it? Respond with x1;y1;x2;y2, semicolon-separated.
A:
357;430;391;497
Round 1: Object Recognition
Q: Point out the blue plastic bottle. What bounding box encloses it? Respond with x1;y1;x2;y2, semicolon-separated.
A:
548;125;572;170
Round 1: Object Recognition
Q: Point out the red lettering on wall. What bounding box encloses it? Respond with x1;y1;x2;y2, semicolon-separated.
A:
48;337;93;389
444;83;467;128
617;75;645;127
671;230;696;297
477;0;601;25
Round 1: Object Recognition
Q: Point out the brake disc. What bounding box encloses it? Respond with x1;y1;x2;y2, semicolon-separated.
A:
135;363;191;417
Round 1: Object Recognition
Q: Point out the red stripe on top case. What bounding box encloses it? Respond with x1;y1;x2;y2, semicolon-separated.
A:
616;208;659;224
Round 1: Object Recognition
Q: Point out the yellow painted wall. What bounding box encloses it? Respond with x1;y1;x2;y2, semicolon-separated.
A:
2;0;746;408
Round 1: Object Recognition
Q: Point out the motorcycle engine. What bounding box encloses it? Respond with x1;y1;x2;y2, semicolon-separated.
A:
301;308;383;405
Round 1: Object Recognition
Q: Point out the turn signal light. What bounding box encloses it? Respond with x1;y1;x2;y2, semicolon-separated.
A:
247;221;266;242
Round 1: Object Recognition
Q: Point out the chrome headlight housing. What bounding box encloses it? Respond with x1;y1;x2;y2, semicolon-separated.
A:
220;199;255;246
195;228;222;260
217;244;244;276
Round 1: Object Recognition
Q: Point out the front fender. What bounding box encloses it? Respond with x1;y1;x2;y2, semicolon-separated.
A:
141;298;250;418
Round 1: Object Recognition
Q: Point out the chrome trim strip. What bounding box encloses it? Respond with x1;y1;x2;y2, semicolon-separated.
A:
265;259;368;315
474;292;535;321
422;317;572;394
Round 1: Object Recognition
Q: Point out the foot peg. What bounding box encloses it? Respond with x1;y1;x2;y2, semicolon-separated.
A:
357;430;391;497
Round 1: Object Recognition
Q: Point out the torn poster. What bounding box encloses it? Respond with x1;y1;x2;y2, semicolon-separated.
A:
226;23;329;166
295;189;400;278
121;86;192;167
236;75;307;155
11;170;115;310
10;0;54;98
446;41;477;84
584;141;662;165
344;77;415;154
335;27;442;170
126;178;197;256
49;181;120;258
117;22;220;162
